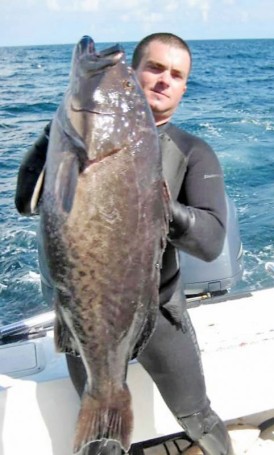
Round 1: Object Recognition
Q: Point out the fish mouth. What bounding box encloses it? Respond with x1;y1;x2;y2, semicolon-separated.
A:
76;35;124;70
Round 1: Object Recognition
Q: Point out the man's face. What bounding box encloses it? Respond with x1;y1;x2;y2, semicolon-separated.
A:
135;41;191;125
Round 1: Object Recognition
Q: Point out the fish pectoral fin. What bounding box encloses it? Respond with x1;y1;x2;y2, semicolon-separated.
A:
30;167;45;214
55;154;80;213
73;387;133;454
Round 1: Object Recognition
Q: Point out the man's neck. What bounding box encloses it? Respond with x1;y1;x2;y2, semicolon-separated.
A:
155;118;170;126
153;112;173;126
157;122;169;133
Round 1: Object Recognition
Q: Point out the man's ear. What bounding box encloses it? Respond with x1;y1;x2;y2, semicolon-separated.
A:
183;85;187;95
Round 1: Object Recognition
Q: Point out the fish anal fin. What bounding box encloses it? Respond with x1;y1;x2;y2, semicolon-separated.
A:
54;304;77;354
73;386;133;454
54;315;72;352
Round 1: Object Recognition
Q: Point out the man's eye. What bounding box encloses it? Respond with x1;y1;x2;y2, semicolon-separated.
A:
173;73;183;80
147;63;161;71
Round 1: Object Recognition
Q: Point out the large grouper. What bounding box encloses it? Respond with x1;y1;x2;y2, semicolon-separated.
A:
39;35;170;454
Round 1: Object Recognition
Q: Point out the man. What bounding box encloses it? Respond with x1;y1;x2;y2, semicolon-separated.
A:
15;33;233;455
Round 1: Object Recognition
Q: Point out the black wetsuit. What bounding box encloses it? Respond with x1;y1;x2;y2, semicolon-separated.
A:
131;122;227;418
15;122;233;455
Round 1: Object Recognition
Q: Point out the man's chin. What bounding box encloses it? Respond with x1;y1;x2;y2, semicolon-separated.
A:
149;98;166;112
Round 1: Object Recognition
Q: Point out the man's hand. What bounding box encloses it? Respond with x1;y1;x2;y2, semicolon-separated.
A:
168;200;195;240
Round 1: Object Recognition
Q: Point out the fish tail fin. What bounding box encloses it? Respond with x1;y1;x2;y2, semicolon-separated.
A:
73;385;133;454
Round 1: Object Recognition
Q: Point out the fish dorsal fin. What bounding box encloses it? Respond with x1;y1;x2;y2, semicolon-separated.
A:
30;167;45;214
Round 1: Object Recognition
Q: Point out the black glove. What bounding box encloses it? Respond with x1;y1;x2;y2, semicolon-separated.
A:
15;122;51;215
168;200;195;240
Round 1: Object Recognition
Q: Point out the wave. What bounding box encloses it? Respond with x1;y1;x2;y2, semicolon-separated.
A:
0;101;58;115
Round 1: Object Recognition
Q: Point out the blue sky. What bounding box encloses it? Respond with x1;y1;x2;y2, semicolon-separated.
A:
1;0;273;47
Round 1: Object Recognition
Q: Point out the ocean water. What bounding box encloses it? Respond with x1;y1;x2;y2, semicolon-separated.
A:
0;39;274;326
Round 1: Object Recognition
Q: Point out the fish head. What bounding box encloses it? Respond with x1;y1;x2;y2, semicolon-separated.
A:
71;35;124;81
64;35;155;162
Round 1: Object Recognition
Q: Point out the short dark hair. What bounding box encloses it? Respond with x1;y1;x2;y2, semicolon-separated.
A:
132;32;192;71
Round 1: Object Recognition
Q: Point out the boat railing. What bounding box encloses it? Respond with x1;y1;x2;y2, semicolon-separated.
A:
0;310;55;344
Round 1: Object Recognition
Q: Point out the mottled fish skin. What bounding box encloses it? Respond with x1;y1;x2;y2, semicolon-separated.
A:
40;35;169;454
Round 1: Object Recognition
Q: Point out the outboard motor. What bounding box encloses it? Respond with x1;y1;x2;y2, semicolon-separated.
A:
180;194;243;301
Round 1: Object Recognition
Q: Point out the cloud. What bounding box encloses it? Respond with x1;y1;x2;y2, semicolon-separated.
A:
14;0;249;27
186;0;211;21
44;0;206;17
1;0;274;47
164;0;180;12
240;10;250;22
46;0;100;11
46;0;147;12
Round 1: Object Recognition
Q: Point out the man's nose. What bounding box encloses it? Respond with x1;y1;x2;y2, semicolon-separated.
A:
158;70;171;86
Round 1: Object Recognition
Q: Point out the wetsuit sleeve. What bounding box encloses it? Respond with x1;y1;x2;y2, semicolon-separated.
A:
168;139;227;262
15;122;51;215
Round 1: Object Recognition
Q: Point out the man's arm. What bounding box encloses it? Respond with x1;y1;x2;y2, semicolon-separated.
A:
15;122;51;215
168;139;227;262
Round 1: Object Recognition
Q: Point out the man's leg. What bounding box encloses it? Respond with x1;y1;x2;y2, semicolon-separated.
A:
137;306;233;455
66;353;86;397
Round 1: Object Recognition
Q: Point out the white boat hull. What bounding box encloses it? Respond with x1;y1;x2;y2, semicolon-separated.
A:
1;287;274;454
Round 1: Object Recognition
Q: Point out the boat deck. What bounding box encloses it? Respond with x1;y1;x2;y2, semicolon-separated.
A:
0;287;274;454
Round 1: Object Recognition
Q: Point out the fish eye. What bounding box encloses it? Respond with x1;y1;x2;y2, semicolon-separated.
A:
123;80;134;90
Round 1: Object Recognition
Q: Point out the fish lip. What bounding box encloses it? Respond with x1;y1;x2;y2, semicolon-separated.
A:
78;35;96;55
77;35;124;68
99;43;124;58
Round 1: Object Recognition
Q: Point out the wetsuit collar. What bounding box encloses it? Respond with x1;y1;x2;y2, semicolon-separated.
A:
157;122;170;133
